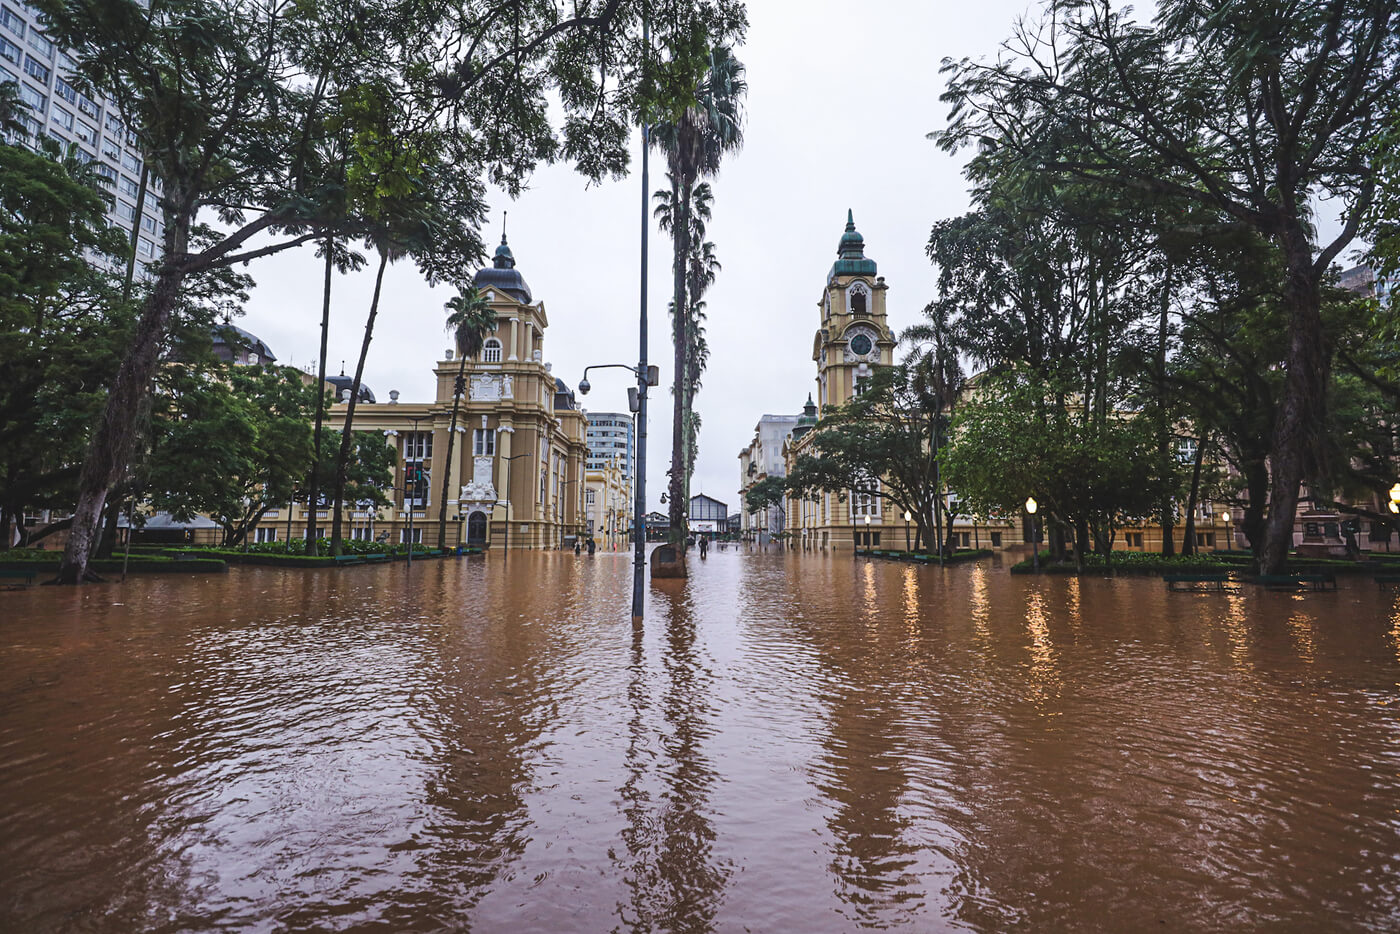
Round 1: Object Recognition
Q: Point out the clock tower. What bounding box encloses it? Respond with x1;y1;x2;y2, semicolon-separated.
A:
812;210;894;411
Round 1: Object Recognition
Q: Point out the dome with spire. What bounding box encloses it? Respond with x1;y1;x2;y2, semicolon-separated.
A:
830;209;878;279
472;231;533;303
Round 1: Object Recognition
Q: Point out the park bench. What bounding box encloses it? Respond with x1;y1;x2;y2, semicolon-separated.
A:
1257;573;1337;591
1164;573;1233;592
332;554;364;566
1375;574;1400;591
0;568;38;588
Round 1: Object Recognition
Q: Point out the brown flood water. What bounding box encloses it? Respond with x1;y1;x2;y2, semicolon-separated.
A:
2;549;1399;932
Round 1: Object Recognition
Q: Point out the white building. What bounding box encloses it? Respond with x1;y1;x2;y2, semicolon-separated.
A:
585;411;635;477
737;410;801;543
1;2;164;261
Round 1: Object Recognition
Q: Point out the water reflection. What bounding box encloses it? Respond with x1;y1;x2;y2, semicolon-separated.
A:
614;587;728;933
2;555;1399;931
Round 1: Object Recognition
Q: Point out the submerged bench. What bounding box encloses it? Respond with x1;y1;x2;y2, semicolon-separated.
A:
1257;573;1337;592
332;554;364;565
1164;573;1233;592
1375;574;1400;590
0;567;37;587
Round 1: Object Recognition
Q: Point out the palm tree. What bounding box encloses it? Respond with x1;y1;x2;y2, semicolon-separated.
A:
651;46;745;549
437;286;496;549
656;182;722;497
902;306;967;558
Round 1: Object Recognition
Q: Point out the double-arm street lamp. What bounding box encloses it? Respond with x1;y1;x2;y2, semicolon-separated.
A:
579;362;660;620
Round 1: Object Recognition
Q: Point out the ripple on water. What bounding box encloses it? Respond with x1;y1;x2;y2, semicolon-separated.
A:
0;553;1398;932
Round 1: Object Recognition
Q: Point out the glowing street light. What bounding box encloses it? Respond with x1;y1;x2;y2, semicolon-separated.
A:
1025;496;1039;574
903;509;912;553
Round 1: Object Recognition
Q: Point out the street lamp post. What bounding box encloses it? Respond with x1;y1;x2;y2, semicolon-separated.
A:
1025;496;1039;574
904;509;912;553
578;361;659;620
864;513;871;553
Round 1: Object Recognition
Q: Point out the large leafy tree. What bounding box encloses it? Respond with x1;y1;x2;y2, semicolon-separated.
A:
41;0;748;583
938;0;1400;573
651;45;745;548
0;109;130;549
942;370;1162;569
785;365;950;553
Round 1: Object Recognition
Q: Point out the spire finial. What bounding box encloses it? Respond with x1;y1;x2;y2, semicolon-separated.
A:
845;208;855;230
501;210;508;245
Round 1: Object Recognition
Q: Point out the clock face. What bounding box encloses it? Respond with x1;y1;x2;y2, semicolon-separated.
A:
850;333;874;357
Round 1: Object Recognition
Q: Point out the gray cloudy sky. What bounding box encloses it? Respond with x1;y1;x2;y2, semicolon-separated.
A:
238;0;1037;512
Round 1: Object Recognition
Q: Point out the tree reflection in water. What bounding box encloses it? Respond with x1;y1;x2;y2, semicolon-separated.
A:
614;588;730;933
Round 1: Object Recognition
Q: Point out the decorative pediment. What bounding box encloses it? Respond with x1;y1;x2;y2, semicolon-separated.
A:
469;373;514;402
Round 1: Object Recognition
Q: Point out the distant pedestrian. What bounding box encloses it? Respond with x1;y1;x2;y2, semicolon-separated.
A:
699;536;708;558
574;540;581;555
587;538;596;555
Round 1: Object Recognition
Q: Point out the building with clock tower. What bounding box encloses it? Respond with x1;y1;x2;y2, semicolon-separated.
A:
813;210;896;409
761;211;899;551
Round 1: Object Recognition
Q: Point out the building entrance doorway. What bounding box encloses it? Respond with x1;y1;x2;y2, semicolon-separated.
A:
467;512;488;545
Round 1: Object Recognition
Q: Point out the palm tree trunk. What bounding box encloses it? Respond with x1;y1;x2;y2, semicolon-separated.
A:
437;350;470;549
667;176;691;546
304;244;335;555
329;249;388;556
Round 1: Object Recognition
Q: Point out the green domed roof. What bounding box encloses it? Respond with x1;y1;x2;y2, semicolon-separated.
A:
831;209;877;278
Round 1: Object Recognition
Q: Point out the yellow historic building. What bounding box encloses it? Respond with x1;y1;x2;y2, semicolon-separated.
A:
756;212;1237;556
282;234;589;549
584;453;632;551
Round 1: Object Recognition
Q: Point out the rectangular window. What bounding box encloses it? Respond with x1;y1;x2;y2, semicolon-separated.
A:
1195;532;1215;548
472;428;495;456
585;490;596;506
403;430;432;460
16;79;41;112
138;236;154;256
0;6;24;37
957;532;971;548
100;137;119;160
94;163;115;183
118;175;139;196
0;35;18;64
51;74;74;103
850;487;880;518
48;105;71;130
115;200;136;222
1126;532;1144;548
24;28;50;59
76;93;97;118
104;111;121;134
22;53;46;83
141;214;156;233
990;532;1002;548
400;528;422;544
121;150;140;173
254;527;278;543
73;119;94;144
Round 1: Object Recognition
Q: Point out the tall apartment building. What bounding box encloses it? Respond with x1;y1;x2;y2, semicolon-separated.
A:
585;412;635;477
1;2;164;262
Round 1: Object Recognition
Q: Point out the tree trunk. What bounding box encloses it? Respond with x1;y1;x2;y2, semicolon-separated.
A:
437;344;471;550
667;177;691;546
57;248;189;584
1158;261;1175;556
331;250;388;556
304;244;335;555
1260;233;1328;575
1181;436;1206;557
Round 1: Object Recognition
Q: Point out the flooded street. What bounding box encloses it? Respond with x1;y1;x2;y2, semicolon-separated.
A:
2;550;1399;932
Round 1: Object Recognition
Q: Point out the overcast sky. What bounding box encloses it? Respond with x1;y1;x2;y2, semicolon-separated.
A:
237;0;1041;512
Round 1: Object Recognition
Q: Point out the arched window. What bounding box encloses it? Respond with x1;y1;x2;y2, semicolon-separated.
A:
482;338;502;362
848;282;869;315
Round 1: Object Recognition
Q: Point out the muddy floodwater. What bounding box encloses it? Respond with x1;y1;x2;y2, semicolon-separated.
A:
2;550;1399;932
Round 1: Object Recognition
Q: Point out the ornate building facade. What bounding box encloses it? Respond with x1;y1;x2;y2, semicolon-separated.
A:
301;234;589;549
